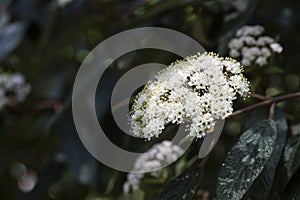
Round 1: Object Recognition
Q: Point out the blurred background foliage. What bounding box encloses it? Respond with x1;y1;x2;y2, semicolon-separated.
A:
0;0;299;199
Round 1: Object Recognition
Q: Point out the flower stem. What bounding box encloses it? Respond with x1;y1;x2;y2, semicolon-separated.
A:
250;93;269;100
268;102;276;120
228;91;300;119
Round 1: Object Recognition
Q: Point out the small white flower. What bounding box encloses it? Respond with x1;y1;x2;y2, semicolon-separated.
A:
242;36;256;45
229;49;240;58
236;25;265;37
270;43;283;53
241;58;251;66
228;38;243;50
256;36;274;46
261;47;271;57
255;56;268;66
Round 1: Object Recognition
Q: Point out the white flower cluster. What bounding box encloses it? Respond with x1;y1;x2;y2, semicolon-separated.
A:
228;25;283;67
129;53;250;139
123;140;183;193
0;72;31;109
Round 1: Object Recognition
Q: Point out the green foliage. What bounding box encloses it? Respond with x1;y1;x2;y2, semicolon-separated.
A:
217;120;277;200
157;164;202;200
265;87;283;97
248;109;287;199
284;134;300;180
283;170;300;200
264;66;285;74
133;189;145;200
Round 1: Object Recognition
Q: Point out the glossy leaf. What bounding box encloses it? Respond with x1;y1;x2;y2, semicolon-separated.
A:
217;120;277;200
283;169;300;200
157;165;202;200
284;133;300;180
249;109;287;200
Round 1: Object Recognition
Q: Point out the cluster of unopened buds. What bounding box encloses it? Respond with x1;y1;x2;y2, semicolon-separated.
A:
228;25;283;67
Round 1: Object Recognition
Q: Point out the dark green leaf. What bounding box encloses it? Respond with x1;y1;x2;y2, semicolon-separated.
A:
283;169;300;200
156;165;202;200
264;66;285;74
133;189;145;200
217;120;277;200
284;133;300;180
267;161;286;200
265;87;283;97
249;109;287;200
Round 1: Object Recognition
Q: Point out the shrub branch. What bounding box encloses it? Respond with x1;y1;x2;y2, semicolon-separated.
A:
228;91;300;119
